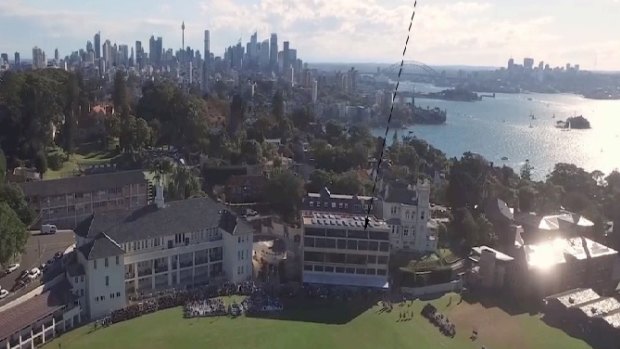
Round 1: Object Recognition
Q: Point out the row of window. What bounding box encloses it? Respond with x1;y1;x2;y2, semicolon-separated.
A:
304;251;389;265
304;237;390;252
93;256;120;270
73;275;85;283
305;228;389;241
389;205;426;221
122;229;222;253
309;201;368;210
303;264;387;276
94;292;121;302
237;249;250;261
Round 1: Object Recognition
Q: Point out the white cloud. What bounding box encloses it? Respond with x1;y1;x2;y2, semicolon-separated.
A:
0;0;618;69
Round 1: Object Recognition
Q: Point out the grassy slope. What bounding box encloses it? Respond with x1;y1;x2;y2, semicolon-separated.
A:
45;142;119;180
45;294;590;349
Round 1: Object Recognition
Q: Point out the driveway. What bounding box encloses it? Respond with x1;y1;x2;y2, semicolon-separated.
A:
0;230;74;303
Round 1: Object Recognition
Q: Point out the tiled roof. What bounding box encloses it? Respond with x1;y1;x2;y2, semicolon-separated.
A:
75;197;254;244
19;170;147;197
0;278;74;341
77;233;124;260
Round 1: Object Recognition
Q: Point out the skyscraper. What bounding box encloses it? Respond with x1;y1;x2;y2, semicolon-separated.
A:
270;33;278;72
135;41;143;68
181;21;185;49
259;39;270;70
203;30;211;92
14;52;20;68
149;36;163;66
1;53;8;65
54;48;59;62
119;45;129;66
102;40;112;64
283;41;290;70
524;57;534;70
249;31;258;64
94;32;101;59
32;46;46;69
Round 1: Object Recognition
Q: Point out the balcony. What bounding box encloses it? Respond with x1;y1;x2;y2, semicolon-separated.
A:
209;254;223;262
179;260;193;269
125;272;135;280
137;268;152;277
154;265;168;274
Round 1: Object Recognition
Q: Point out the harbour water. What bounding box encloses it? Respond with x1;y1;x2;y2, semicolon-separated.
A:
373;82;620;180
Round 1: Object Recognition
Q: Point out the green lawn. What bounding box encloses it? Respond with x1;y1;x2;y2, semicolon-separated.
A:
45;142;119;180
45;294;590;349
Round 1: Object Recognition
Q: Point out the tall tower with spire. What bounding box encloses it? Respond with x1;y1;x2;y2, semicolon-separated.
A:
181;21;185;49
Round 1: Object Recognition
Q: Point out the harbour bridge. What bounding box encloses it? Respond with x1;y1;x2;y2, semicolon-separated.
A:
378;60;450;83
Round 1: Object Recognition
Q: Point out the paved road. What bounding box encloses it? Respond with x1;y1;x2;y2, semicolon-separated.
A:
0;230;74;302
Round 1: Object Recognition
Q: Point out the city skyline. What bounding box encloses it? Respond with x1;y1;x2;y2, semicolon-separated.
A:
0;0;619;70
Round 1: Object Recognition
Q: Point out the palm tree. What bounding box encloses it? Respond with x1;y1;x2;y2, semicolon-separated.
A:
150;158;173;185
167;166;202;201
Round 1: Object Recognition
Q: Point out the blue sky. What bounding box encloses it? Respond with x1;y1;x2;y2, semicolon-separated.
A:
1;0;619;70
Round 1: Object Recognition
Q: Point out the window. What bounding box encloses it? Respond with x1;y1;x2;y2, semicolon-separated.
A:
110;293;114;299
95;297;99;302
105;276;109;286
323;201;328;208
304;264;313;271
335;267;345;273
331;202;336;208
74;277;78;283
403;228;409;236
105;258;109;267
325;266;334;273
116;256;120;265
390;206;397;215
81;275;84;282
421;211;425;220
314;265;324;272
377;269;387;276
238;237;241;243
377;256;388;264
309;201;314;207
80;289;84;296
338;202;343;209
93;260;97;269
101;295;105;300
117;292;120;297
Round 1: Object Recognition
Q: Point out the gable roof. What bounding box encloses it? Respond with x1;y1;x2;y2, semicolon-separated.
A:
382;181;418;205
78;233;124;260
19;170;147;197
75;197;254;244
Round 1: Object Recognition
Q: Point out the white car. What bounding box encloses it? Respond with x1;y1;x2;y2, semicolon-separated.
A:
6;263;20;274
27;268;41;280
0;289;9;299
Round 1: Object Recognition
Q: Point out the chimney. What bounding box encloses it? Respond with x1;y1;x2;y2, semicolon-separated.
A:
155;182;165;208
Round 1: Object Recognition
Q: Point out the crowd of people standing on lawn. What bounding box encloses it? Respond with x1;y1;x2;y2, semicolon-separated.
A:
421;303;456;338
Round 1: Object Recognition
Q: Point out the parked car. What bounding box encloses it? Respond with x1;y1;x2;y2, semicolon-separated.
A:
54;252;63;259
46;259;55;266
6;263;20;274
27;268;41;279
19;270;30;281
0;288;9;299
41;224;57;235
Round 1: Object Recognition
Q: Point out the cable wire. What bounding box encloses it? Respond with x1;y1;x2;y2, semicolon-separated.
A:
365;1;418;229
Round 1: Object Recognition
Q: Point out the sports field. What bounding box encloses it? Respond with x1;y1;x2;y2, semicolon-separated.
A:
46;294;590;349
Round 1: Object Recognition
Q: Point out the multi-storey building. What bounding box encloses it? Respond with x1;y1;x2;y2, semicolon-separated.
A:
70;190;254;319
301;187;372;214
19;170;149;228
375;180;436;252
302;212;390;288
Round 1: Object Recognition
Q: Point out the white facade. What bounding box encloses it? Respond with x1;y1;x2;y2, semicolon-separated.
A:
79;251;126;319
223;230;253;283
121;227;225;294
378;181;437;252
